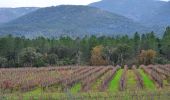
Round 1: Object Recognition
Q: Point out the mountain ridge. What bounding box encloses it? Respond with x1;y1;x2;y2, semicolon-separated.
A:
90;0;170;30
0;7;39;24
0;5;150;38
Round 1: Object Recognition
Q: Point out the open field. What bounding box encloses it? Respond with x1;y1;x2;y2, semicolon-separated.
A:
0;65;170;100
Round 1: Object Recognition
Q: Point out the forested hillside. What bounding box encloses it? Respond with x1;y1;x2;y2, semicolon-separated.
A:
0;27;170;67
90;0;170;35
0;5;149;38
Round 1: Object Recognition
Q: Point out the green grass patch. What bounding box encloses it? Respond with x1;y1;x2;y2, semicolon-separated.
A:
163;79;170;90
5;91;170;100
91;78;103;92
139;69;156;90
70;83;81;94
6;88;43;100
23;88;43;99
108;69;123;92
126;70;137;91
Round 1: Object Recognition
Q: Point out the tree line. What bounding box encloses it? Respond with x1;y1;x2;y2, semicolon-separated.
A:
0;27;170;67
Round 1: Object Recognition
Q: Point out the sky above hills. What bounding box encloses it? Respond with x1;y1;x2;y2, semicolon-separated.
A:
0;0;101;7
0;0;169;7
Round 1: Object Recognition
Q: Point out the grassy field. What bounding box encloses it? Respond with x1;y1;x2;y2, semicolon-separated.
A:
4;90;170;100
108;69;123;92
139;69;156;90
70;83;81;93
126;70;137;91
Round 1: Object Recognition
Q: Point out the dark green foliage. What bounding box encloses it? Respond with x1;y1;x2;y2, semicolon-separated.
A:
0;27;170;67
46;54;58;65
0;57;7;67
161;27;170;60
133;32;140;54
19;47;45;67
154;56;170;64
140;32;158;50
103;44;131;66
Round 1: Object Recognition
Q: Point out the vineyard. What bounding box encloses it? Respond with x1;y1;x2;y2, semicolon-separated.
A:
0;65;170;100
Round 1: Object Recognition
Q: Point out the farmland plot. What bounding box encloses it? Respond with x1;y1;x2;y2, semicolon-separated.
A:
0;65;170;100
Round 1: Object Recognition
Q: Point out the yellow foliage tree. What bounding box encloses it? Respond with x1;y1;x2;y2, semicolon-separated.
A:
139;49;156;65
91;45;108;66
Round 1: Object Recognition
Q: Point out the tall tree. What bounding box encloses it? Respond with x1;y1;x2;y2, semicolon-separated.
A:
133;32;140;55
19;47;45;67
162;27;170;60
139;49;157;65
91;45;108;65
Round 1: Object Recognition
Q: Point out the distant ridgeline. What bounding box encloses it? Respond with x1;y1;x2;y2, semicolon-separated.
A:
0;27;170;67
0;5;166;38
90;0;170;36
0;7;39;24
0;0;170;38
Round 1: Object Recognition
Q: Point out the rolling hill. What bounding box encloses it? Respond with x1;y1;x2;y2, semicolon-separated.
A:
0;7;39;24
0;5;149;38
90;0;170;35
90;0;168;24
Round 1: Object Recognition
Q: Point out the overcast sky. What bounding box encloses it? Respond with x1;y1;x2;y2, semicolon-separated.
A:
0;0;169;8
0;0;101;7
